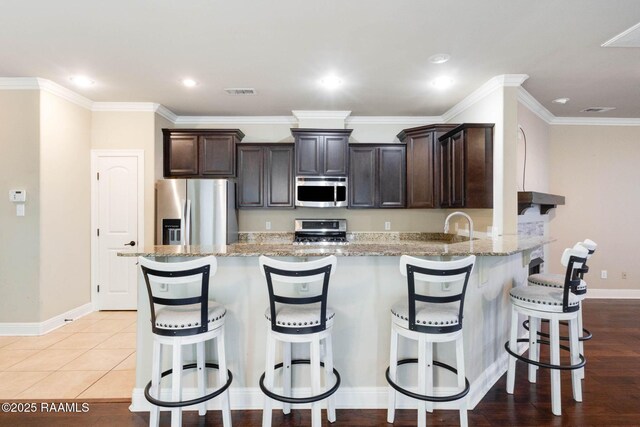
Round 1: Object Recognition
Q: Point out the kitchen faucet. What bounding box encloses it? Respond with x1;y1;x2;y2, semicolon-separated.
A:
444;211;474;240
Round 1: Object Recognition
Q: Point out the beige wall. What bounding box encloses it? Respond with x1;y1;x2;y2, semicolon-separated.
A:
549;125;640;290
91;111;156;246
39;92;92;319
0;91;41;322
517;102;550;193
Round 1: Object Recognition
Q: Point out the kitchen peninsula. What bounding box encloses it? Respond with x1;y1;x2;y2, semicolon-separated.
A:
122;233;550;411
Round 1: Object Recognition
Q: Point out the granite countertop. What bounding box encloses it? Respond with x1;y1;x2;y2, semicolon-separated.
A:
118;233;552;258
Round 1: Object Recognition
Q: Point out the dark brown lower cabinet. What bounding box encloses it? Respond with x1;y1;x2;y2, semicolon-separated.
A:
349;144;406;209
237;144;294;209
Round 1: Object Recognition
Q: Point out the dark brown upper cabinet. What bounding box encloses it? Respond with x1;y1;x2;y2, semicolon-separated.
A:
163;129;245;178
237;143;294;209
439;123;494;209
292;129;352;176
397;124;458;208
348;144;406;209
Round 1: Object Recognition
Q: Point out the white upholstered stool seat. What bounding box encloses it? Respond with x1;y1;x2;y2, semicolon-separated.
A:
263;304;335;329
391;302;459;329
510;286;581;313
155;301;226;331
528;273;587;293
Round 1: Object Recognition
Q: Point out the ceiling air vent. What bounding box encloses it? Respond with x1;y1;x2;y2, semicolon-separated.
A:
580;107;616;113
224;88;257;95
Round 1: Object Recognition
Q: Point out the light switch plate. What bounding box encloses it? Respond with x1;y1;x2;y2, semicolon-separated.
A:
16;204;25;217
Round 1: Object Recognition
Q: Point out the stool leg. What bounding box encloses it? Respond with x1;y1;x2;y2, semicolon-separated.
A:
196;341;207;416
310;336;322;427
171;341;183;427
150;340;162;427
387;324;398;423
262;332;276;427
217;328;232;427
578;304;585;380
456;335;468;427
569;318;583;402
550;319;561;416
506;306;518;394
417;334;427;427
425;340;434;414
282;341;292;415
528;316;539;383
324;334;336;423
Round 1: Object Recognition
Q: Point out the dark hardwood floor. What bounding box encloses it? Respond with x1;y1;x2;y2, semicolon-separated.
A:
1;299;638;426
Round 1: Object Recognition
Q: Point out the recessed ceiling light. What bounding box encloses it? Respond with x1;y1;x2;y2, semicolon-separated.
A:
69;76;94;87
182;78;198;88
428;53;451;64
431;76;454;89
552;97;570;104
319;75;343;90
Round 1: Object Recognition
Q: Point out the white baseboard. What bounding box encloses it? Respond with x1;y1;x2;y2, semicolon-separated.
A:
586;289;640;299
130;341;527;412
0;303;93;336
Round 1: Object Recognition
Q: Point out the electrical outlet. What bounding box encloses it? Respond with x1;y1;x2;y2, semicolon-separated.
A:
298;283;309;293
384;221;391;231
265;221;271;230
601;270;607;279
622;272;627;279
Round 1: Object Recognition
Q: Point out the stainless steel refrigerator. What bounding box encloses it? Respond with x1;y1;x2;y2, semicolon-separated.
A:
156;179;238;245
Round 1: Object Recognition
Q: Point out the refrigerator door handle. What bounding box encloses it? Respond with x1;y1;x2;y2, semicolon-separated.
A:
179;199;186;245
185;199;192;246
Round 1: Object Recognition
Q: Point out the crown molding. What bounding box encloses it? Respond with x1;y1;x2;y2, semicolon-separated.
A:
346;116;442;125
0;77;93;110
0;77;42;90
174;115;297;125
292;110;352;121
92;102;158;112
441;74;530;122
550;116;640;126
517;87;555;124
154;104;178;123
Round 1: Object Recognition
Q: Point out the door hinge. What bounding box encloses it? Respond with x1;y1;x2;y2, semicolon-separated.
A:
97;172;100;180
97;228;100;237
97;285;100;293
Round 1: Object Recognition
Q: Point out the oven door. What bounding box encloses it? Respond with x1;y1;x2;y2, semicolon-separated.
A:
295;177;348;207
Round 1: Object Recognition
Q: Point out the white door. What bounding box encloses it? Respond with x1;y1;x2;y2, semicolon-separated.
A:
96;155;140;310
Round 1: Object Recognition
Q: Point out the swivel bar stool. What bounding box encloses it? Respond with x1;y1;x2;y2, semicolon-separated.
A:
525;239;596;380
258;255;341;427
505;246;588;416
386;255;475;427
139;256;232;427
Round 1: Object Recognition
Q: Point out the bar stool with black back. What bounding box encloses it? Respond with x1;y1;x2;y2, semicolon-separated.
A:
525;239;597;381
386;255;475;427
505;245;588;416
139;256;232;427
258;255;340;427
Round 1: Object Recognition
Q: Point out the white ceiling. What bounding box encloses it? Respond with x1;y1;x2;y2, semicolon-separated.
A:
1;0;639;117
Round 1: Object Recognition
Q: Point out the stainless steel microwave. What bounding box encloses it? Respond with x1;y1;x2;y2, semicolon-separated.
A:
295;176;348;208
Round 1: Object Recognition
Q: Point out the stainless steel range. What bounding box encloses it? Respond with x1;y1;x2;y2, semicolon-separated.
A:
293;219;348;245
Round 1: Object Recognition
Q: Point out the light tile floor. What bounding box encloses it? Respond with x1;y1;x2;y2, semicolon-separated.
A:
0;311;136;400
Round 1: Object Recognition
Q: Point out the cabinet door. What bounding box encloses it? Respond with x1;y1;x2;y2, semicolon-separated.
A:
164;134;198;177
464;127;493;208
295;135;322;176
237;146;264;208
200;134;236;177
450;131;465;208
406;132;435;208
323;135;349;176
266;145;294;208
349;146;376;208
439;138;451;207
378;146;406;208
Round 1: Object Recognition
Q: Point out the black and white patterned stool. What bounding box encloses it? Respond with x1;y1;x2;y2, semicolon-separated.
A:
526;239;596;380
258;255;340;427
139;256;232;427
386;255;475;427
505;246;589;416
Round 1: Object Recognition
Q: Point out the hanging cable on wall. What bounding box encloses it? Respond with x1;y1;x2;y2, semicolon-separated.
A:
518;125;527;191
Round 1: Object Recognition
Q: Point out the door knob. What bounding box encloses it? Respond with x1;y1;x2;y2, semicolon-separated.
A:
124;241;136;246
